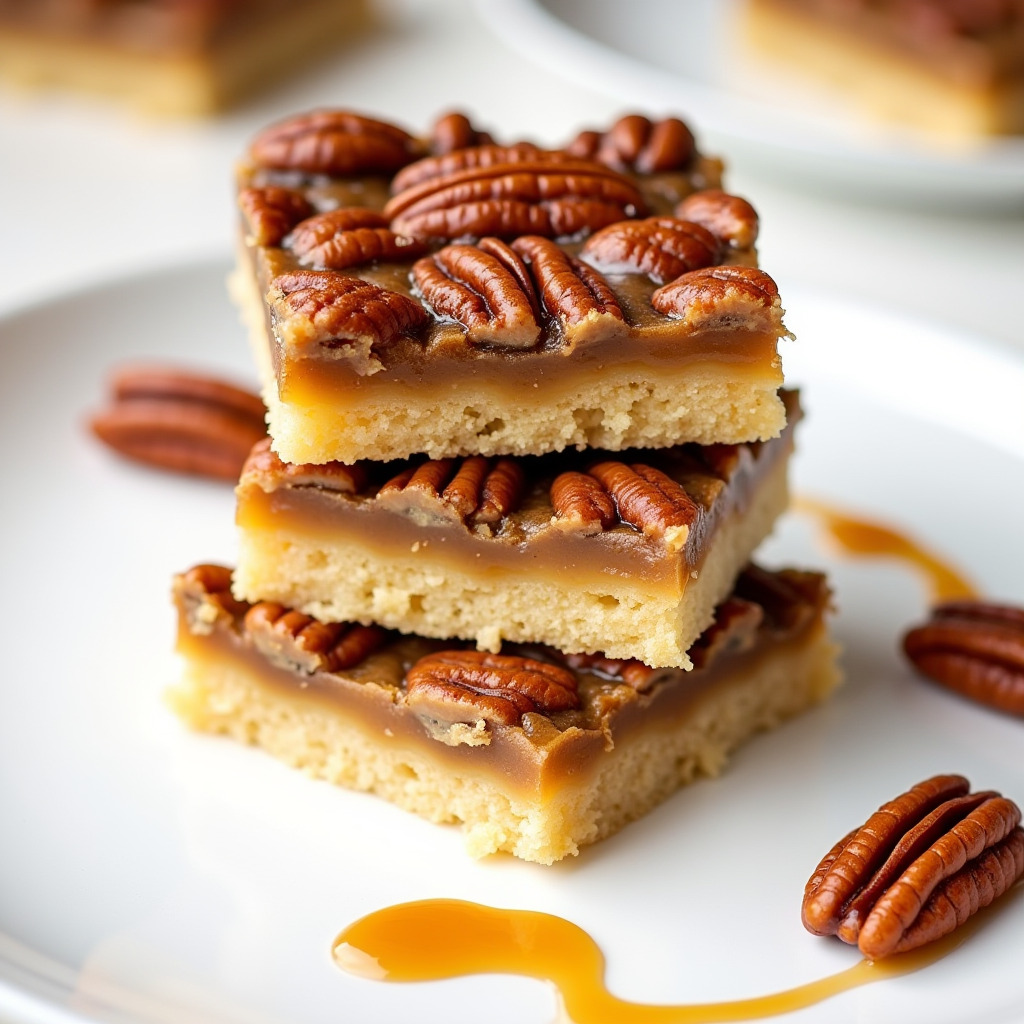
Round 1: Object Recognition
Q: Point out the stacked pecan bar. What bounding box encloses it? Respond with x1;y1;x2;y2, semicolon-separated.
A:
171;110;841;863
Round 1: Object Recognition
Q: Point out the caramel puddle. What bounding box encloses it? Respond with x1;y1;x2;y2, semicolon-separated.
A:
332;898;978;1024
795;497;977;602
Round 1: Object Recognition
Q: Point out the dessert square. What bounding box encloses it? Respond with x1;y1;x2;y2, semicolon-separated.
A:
170;563;841;864
232;392;799;670
232;109;791;465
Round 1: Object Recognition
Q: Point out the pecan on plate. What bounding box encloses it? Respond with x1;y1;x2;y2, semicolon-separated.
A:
412;239;541;348
676;190;759;251
903;602;1024;717
550;471;617;535
90;365;267;482
511;235;627;350
244;602;386;675
267;270;428;373
174;563;250;635
287;208;427;270
652;265;783;334
384;156;646;242
239;187;314;247
587;461;701;552
802;775;1024;959
566;114;696;174
428;111;495;155
377;455;524;527
581;216;721;284
240;437;367;495
249;109;421;176
406;650;580;727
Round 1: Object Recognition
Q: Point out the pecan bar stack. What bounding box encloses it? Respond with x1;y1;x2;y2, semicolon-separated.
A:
171;110;841;863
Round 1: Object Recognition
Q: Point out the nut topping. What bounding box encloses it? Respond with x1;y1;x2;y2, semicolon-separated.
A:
802;775;1024;958
687;596;765;669
428;111;495;155
267;270;429;373
588;461;701;551
377;456;524;527
390;142;553;193
903;602;1024;717
287;208;427;270
406;650;580;727
244;602;386;675
239;187;314;247
566;114;696;174
511;235;627;350
176;564;249;635
90;365;267;482
652;265;783;334
676;190;759;250
561;651;656;692
412;241;541;348
240;437;367;495
249;109;420;176
550;471;617;534
384;158;647;242
581;216;721;284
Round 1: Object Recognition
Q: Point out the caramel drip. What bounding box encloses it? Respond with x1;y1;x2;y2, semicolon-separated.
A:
795;497;977;603
332;897;991;1024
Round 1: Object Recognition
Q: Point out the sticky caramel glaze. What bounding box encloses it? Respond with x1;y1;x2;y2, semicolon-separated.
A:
173;581;828;804
333;895;1002;1024
236;400;796;593
796;498;978;603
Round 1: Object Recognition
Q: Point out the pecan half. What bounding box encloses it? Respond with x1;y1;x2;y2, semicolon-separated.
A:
91;365;267;482
240;436;367;495
561;651;655;692
244;601;386;675
587;461;701;551
688;596;765;670
903;602;1024;717
267;270;428;373
511;235;627;350
406;650;580;727
566;114;696;174
428;111;495;155
249;109;420;176
802;775;1024;958
676;190;759;250
651;265;784;334
239;187;314;247
390;142;553;194
286;208;427;270
175;563;250;635
412;241;541;348
377;456;524;527
580;216;720;284
550;471;617;535
384;158;646;242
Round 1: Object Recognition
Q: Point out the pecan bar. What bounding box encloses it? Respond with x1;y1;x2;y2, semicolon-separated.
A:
743;0;1024;136
169;563;841;864
232;392;799;669
231;109;793;466
0;0;364;117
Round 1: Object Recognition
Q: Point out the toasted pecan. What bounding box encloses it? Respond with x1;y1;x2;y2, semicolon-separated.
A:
581;216;721;284
567;114;696;174
286;209;427;270
239;187;314;247
652;265;783;333
550;471;617;534
428;111;495;155
676;190;759;250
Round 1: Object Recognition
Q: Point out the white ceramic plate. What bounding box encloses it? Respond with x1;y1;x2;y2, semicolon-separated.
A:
479;0;1024;209
1;263;1023;1024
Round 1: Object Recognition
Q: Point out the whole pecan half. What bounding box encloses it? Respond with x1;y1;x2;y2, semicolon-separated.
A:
175;563;250;635
903;601;1024;717
587;461;701;551
91;365;267;482
550;471;617;535
267;270;428;372
406;650;580;726
390;142;554;194
511;235;627;350
412;240;541;348
676;190;759;250
244;601;386;675
249;109;421;176
286;208;427;270
428;111;495;155
566;114;696;174
652;265;783;333
802;775;1024;958
240;436;367;495
239;187;314;247
377;455;524;527
581;216;721;284
384;158;646;242
687;596;765;669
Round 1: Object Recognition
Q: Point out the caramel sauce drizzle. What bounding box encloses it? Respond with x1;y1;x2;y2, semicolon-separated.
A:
795;497;978;603
332;898;984;1023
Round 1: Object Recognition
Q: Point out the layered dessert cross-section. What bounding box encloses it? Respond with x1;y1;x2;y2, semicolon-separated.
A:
232;109;792;465
170;563;841;864
233;392;799;669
